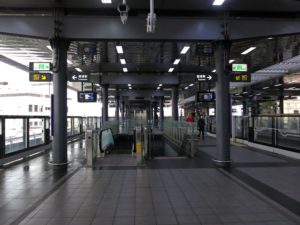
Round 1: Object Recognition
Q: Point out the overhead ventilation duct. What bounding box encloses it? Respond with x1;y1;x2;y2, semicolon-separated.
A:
146;0;156;33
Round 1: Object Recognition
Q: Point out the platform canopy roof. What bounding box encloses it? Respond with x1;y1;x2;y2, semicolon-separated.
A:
0;0;300;103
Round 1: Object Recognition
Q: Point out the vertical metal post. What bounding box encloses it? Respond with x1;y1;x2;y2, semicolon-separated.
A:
102;84;109;123
121;101;125;121
160;96;164;130
115;88;120;121
213;41;231;168
172;85;179;121
52;38;69;167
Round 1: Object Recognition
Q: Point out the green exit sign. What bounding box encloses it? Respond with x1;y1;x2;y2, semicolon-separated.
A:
29;62;52;71
232;64;248;72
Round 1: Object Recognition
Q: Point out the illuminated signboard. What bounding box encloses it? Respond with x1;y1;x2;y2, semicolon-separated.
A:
77;91;97;102
196;74;216;82
68;74;90;82
230;73;251;82
29;72;52;82
232;64;248;72
29;62;52;71
197;92;215;102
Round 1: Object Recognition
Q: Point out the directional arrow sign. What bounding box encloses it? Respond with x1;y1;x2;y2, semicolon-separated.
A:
196;74;216;82
68;73;90;82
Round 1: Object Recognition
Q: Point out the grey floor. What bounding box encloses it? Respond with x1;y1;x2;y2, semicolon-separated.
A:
1;136;300;225
19;168;298;225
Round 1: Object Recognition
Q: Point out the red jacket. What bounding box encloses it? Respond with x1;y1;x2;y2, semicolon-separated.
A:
185;117;195;123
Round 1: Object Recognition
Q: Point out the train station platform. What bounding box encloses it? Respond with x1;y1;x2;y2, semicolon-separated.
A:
0;137;300;225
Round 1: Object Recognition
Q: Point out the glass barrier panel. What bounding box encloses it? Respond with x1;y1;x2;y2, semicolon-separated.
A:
73;118;80;135
67;118;72;136
276;117;300;151
29;118;45;147
5;118;27;154
235;117;243;139
254;116;273;145
243;117;249;140
101;129;114;152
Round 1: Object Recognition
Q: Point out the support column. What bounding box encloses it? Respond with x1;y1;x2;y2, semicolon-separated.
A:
115;88;120;121
121;101;125;121
172;86;179;121
213;41;231;168
279;96;284;114
51;37;69;167
102;84;109;122
160;97;164;130
154;101;158;118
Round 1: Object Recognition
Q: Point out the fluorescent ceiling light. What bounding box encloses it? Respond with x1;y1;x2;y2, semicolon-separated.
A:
157;87;161;90
95;84;100;87
123;68;128;72
243;92;248;94
116;46;124;54
180;46;190;54
184;87;189;90
213;0;225;6
212;69;216;73
159;84;162;87
241;47;256;55
75;68;82;72
128;84;131;87
268;37;273;40
129;87;132;90
262;87;269;90
120;59;126;64
46;45;52;51
101;0;112;3
173;59;181;65
274;84;282;87
168;68;174;73
67;59;73;65
256;93;261;96
189;83;194;87
229;59;235;64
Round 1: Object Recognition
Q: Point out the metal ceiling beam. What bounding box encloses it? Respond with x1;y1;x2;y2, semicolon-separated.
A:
120;90;170;97
0;16;300;40
72;63;204;73
0;54;28;72
101;74;179;85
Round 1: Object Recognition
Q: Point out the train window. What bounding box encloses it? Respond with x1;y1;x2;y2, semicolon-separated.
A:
34;105;38;112
29;105;33;112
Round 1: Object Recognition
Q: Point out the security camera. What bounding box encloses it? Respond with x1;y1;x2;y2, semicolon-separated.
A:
118;3;129;24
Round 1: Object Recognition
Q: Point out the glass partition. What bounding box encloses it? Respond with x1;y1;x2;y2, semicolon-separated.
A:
73;118;81;135
100;128;114;153
29;118;45;147
235;117;243;139
254;116;273;145
5;118;27;154
276;117;300;151
67;118;72;136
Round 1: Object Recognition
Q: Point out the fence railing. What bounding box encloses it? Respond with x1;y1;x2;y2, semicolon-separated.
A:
207;115;300;153
0;116;86;158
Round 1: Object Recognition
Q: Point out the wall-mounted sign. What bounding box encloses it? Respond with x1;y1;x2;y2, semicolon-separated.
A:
29;72;52;82
196;74;216;82
29;62;52;71
197;92;215;102
230;73;251;82
68;74;90;82
232;64;248;72
77;91;97;102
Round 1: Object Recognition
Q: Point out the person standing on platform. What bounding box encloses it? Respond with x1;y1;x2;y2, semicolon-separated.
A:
185;112;195;123
198;115;205;140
